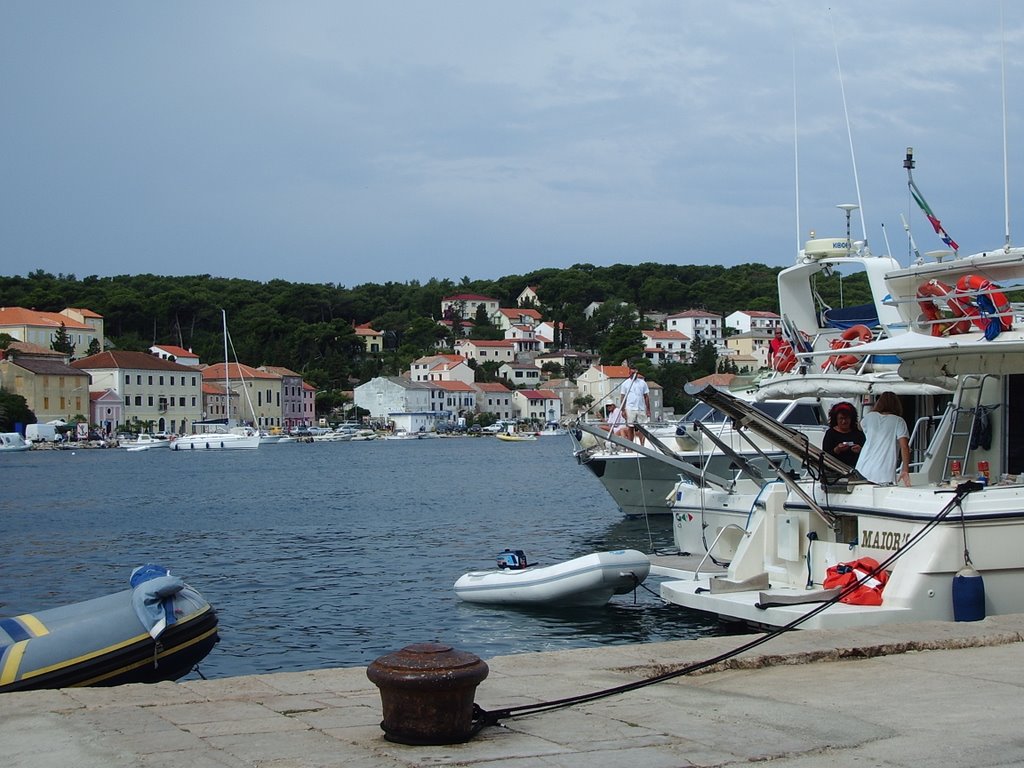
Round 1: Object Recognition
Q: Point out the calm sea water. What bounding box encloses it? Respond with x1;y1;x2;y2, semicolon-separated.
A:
0;436;725;680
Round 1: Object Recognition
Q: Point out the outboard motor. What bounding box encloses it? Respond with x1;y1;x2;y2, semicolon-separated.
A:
496;549;529;570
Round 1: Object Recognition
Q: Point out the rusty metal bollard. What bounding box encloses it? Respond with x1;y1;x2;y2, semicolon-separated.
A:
366;642;489;745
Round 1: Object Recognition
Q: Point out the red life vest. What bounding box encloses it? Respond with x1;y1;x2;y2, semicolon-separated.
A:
823;557;890;606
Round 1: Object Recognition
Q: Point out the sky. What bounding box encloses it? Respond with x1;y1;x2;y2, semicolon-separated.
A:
2;1;1022;287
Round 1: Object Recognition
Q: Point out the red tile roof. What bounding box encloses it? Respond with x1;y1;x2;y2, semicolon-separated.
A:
260;365;301;377
72;350;196;372
518;389;557;399
668;309;721;318
0;307;92;330
432;380;474;392
642;330;690;340
152;344;199;359
202;362;280;381
442;293;498;302
592;365;633;378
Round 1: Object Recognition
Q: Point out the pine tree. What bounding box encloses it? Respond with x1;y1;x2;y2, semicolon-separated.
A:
51;323;76;356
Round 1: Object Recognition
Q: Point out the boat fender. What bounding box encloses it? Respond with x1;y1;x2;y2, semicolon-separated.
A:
497;549;529;570
952;565;986;622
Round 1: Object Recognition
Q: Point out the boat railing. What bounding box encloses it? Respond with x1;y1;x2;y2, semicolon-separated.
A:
688;523;747;578
908;414;943;472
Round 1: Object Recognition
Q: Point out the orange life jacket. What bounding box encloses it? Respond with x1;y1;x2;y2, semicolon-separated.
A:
823;557;890;606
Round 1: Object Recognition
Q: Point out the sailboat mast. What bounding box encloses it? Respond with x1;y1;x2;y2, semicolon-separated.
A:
222;309;232;427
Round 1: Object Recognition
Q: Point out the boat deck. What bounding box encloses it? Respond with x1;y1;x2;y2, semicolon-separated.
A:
648;552;726;579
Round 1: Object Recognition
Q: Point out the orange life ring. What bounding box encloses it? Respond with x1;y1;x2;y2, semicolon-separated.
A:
916;279;974;336
955;274;1013;331
773;341;796;372
822;324;872;371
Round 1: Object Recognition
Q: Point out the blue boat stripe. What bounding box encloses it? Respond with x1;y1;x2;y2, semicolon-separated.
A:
0;618;30;643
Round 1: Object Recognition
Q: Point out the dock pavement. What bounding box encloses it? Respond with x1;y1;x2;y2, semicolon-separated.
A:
4;614;1024;768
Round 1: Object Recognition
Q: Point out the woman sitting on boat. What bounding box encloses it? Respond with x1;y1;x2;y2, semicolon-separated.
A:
821;401;865;468
603;403;629;438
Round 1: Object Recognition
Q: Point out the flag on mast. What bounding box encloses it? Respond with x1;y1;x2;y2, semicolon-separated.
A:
908;178;959;252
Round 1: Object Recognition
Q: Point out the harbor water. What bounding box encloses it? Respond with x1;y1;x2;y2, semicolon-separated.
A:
0;436;725;680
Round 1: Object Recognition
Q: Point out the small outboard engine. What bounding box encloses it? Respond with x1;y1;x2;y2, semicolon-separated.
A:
496;549;529;570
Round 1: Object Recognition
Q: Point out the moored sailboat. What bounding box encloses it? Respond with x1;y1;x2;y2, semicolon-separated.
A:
171;310;260;451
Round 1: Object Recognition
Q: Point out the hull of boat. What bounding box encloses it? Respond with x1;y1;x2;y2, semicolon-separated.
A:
0;433;31;452
658;481;1024;630
454;550;651;607
578;453;685;517
171;434;260;450
670;481;762;559
0;586;219;693
495;434;537;442
123;437;171;451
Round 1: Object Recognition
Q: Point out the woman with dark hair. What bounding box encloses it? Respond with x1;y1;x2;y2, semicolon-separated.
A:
821;401;865;468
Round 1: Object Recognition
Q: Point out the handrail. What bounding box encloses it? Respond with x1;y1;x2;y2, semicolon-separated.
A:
689;524;747;579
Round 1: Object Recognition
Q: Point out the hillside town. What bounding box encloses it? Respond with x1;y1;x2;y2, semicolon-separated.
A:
0;286;784;437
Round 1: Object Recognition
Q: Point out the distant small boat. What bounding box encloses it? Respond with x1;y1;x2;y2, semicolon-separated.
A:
495;433;538;442
0;432;31;452
385;428;438;440
454;549;651;607
122;433;172;452
0;565;218;693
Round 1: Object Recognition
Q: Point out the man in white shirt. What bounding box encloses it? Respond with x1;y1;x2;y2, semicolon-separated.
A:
622;367;651;446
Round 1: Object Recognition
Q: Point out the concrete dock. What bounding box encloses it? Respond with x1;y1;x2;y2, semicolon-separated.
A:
5;615;1024;767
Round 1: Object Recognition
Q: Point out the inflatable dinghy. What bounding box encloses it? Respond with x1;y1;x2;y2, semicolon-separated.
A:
454;549;650;607
0;565;218;693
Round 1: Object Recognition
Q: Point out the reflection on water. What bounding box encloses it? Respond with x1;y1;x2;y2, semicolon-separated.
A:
0;438;726;678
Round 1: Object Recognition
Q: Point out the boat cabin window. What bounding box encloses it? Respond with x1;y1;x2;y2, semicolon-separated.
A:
779;404;825;427
678;403;729;425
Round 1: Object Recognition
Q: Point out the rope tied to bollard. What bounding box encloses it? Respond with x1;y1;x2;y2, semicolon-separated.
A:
471;480;983;733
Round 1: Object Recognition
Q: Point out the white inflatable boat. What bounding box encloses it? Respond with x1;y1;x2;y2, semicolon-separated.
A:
454;549;651;607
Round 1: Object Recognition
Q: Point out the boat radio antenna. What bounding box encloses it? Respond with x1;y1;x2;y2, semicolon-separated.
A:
1000;2;1012;251
831;11;868;250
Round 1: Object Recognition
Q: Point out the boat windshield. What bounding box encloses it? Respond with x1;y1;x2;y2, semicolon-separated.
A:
679;401;824;429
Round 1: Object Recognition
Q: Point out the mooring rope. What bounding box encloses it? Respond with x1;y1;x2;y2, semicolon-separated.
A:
471;480;981;730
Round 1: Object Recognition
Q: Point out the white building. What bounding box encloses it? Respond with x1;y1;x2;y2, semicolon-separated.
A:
494;307;542;331
72;350;203;434
149;344;201;366
725;310;782;335
473;382;515;420
354;376;448;432
500;362;542;388
454;340;516;366
512;389;562;424
410;354;474;384
666;309;723;347
440;293;501;322
640;330;690;365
